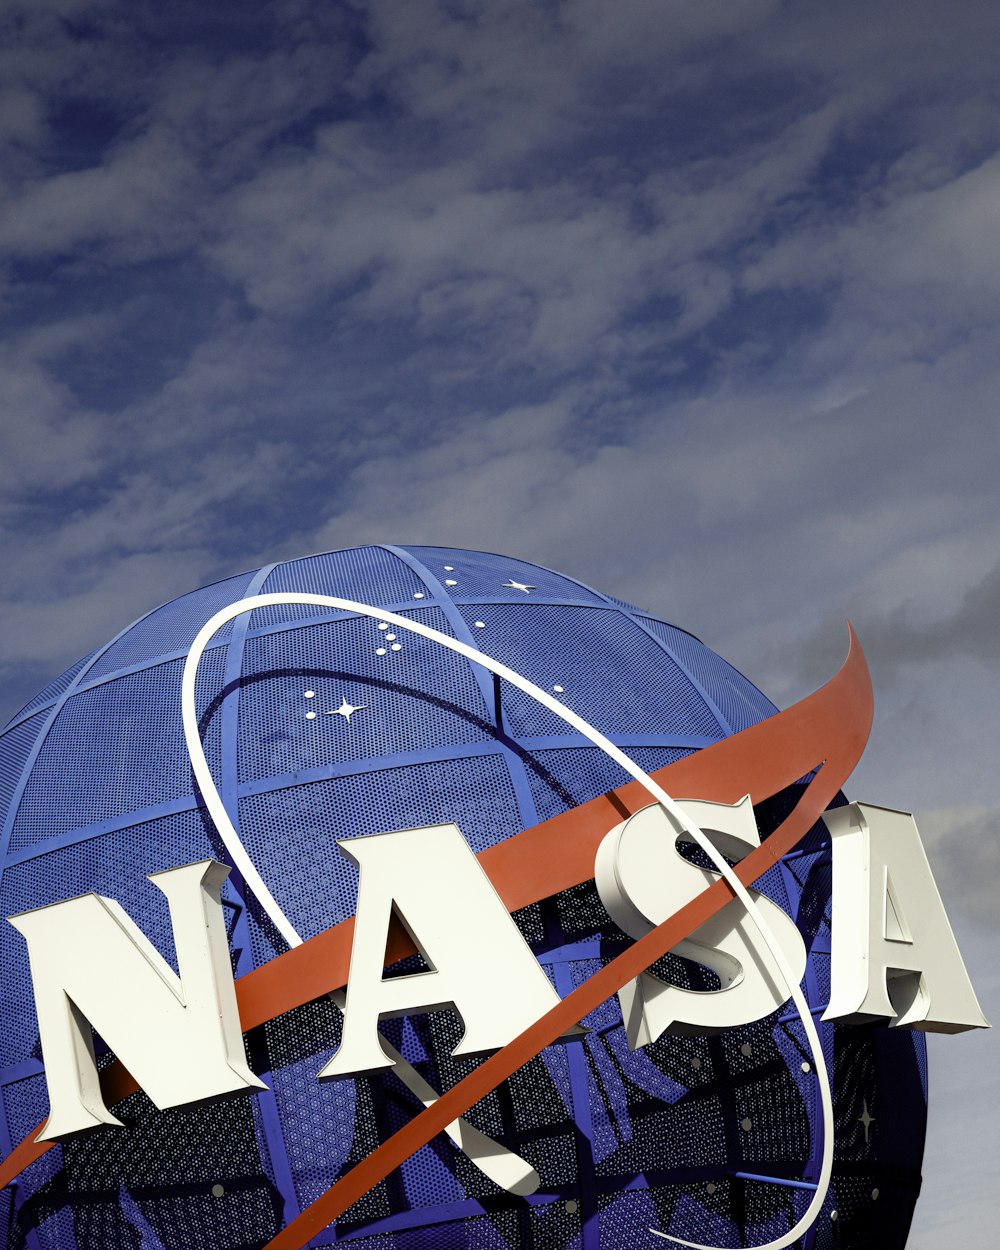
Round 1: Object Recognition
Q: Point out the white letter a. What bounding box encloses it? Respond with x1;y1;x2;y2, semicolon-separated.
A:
823;803;989;1032
320;824;566;1079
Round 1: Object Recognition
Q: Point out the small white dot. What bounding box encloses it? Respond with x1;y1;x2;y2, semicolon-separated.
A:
386;633;396;641
378;622;388;631
445;578;457;586
801;1062;811;1073
691;1057;702;1071
211;1184;225;1198
304;690;315;698
413;592;425;599
741;1118;752;1132
391;643;402;651
444;566;454;571
871;1188;880;1201
740;1043;752;1057
553;684;564;694
376;647;386;656
305;710;316;720
707;1183;717;1195
830;1211;838;1222
474;621;485;629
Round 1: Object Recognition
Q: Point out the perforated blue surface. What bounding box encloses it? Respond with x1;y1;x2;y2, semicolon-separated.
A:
0;546;927;1249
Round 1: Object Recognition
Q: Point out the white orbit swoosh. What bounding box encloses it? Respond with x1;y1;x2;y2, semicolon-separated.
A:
181;592;832;1249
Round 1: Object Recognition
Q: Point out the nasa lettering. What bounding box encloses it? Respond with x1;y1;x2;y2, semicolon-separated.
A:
0;547;986;1250
10;801;984;1140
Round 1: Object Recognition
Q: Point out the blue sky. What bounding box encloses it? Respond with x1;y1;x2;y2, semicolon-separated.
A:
1;1;998;1241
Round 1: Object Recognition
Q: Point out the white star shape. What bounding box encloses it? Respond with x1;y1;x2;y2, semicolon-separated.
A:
503;579;535;593
326;698;366;722
858;1099;875;1143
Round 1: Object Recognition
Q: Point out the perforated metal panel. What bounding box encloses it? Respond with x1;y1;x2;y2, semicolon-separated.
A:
0;545;927;1249
85;573;255;682
238;609;491;785
403;547;608;606
1;650;101;732
252;549;427;631
0;714;45;829
522;745;693;824
238;754;522;941
9;650;225;853
459;604;723;740
639;620;779;735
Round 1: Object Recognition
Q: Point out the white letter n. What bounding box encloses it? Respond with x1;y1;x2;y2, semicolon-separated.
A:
9;860;265;1141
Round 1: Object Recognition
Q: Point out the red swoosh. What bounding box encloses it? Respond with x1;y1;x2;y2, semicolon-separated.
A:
0;628;873;1227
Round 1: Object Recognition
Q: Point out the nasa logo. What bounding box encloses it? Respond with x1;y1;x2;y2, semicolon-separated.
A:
0;548;987;1250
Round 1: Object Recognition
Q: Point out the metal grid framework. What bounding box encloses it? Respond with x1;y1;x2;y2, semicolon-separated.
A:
0;545;927;1249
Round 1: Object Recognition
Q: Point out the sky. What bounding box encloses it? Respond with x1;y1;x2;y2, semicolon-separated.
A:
1;0;998;1242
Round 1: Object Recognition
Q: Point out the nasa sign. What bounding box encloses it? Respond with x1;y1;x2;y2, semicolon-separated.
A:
0;546;986;1250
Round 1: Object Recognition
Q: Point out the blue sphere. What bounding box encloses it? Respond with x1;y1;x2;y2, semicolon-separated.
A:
0;546;926;1249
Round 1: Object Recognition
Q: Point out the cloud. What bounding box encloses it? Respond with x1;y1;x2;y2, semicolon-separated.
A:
0;3;997;1237
835;559;1000;683
0;0;998;822
918;804;1000;931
